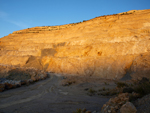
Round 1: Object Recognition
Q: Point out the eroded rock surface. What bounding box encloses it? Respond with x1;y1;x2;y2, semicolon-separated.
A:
134;94;150;113
0;9;150;79
120;102;137;113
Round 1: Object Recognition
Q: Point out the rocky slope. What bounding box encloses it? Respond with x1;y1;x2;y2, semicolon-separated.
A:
0;9;150;79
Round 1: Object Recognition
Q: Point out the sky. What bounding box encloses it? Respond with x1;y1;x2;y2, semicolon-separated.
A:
0;0;150;38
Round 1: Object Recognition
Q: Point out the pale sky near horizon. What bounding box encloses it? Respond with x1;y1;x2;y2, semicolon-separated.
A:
0;0;150;38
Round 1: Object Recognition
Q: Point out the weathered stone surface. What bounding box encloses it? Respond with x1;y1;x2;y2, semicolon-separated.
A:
0;9;150;79
0;67;48;91
131;52;150;80
134;94;150;113
120;102;137;113
100;93;130;113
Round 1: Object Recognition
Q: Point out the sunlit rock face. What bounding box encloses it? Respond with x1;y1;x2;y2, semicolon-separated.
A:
0;9;150;79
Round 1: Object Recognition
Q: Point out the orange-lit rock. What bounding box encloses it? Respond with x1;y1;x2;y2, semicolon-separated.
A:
0;9;150;79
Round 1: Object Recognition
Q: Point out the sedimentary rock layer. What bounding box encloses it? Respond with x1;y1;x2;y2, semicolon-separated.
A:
0;9;150;79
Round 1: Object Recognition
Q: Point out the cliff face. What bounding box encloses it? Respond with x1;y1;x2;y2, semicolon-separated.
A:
0;9;150;79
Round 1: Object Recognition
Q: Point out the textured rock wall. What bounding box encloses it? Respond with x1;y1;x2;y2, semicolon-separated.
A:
0;9;150;79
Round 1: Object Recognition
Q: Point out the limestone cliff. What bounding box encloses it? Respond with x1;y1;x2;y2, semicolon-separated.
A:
0;9;150;79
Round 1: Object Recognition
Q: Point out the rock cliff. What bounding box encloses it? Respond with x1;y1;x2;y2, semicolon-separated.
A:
0;9;150;79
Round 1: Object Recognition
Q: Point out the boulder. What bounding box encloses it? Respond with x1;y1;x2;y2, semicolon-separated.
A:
120;102;137;113
101;93;129;113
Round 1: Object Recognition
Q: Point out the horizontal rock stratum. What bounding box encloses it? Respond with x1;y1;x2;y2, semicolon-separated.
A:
0;9;150;79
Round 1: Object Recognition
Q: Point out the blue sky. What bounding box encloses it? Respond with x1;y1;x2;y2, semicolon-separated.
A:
0;0;150;38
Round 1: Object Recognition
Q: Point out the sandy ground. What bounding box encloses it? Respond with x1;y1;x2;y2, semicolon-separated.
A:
0;73;116;113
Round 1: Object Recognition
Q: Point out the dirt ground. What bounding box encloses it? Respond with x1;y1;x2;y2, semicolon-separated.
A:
0;73;117;113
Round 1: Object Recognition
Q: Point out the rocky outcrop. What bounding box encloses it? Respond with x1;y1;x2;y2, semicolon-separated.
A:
0;66;47;92
120;102;137;113
100;93;130;113
134;94;150;113
0;9;150;79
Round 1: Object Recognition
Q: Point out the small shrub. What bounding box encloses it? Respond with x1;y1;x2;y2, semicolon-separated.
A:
103;87;106;91
129;83;134;87
73;108;82;113
129;94;139;102
63;81;76;86
83;20;87;22
101;91;110;96
100;88;118;96
104;82;109;85
89;88;96;94
98;89;102;92
99;87;109;92
134;81;150;97
115;82;128;88
123;87;134;93
87;88;96;96
109;90;118;96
